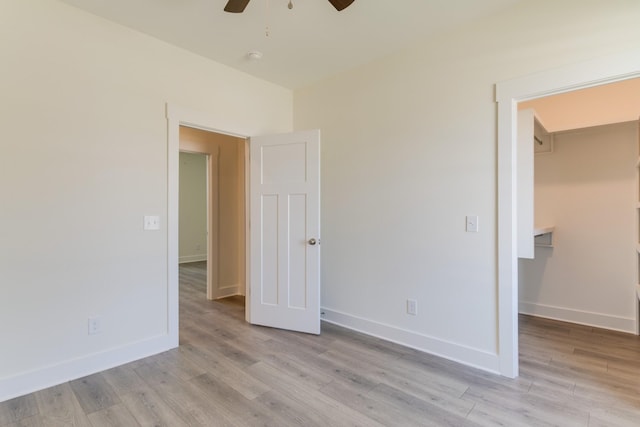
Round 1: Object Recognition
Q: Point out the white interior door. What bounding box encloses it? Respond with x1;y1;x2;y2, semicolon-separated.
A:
247;129;321;334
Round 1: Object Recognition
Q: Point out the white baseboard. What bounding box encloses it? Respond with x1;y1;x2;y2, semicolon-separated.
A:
179;254;207;264
0;334;176;403
321;307;500;374
213;286;240;299
519;301;636;333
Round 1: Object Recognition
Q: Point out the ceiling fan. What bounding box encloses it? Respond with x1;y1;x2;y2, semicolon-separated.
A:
224;0;355;13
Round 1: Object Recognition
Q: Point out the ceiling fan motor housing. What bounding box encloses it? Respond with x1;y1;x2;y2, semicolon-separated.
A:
224;0;355;13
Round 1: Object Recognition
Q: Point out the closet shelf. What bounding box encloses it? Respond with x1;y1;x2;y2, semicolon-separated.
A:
534;225;554;248
534;226;554;236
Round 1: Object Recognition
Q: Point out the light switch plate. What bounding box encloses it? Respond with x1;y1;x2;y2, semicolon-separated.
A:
466;215;479;232
144;215;160;230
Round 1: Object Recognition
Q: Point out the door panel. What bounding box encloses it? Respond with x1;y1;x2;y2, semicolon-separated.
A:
248;130;320;334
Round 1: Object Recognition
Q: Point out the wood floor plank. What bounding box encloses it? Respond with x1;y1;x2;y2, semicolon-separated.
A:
86;403;140;427
131;361;218;426
99;363;148;397
68;374;120;415
178;342;272;399
2;415;45;427
320;378;476;427
588;405;640;427
33;383;92;427
260;350;335;390
463;379;590;426
248;361;383;426
322;321;419;359
119;385;189;427
331;349;477;418
254;390;333;427
149;348;208;382
187;372;274;425
0;395;38;426
380;353;472;399
466;402;556;427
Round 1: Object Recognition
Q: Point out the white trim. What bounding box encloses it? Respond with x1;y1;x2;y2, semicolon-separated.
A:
166;104;250;139
496;48;640;378
213;286;241;300
166;106;181;350
179;255;207;264
0;334;173;402
321;307;500;374
519;302;636;334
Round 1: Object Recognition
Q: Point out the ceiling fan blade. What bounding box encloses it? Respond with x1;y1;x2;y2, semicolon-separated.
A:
327;0;355;11
224;0;251;13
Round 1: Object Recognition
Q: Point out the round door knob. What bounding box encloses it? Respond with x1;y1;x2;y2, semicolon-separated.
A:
308;238;317;246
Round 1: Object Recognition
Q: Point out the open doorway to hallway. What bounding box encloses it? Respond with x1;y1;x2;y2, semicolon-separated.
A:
178;125;247;307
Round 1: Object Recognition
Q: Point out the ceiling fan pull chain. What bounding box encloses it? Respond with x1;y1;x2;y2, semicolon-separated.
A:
265;0;270;37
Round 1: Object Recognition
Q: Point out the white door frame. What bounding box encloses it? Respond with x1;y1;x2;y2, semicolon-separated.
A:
166;104;251;345
496;48;640;378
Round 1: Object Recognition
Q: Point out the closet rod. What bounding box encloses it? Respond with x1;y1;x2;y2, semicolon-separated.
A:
534;135;543;145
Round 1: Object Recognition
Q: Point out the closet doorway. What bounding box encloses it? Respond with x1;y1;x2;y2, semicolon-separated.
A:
496;53;640;377
517;78;640;334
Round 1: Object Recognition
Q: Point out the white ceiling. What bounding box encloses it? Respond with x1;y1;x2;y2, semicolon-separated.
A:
59;0;524;89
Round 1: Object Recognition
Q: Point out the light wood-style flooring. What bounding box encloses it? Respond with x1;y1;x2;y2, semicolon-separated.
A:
2;261;640;426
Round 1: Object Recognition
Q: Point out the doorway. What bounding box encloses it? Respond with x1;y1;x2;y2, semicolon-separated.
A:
179;125;247;302
516;82;639;335
496;48;640;377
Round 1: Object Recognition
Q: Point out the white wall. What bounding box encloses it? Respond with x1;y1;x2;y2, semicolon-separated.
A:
294;0;640;371
179;152;207;263
519;122;637;332
0;0;291;401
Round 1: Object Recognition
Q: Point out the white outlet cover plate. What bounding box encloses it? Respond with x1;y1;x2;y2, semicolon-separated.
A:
144;215;160;230
88;317;102;335
407;299;418;315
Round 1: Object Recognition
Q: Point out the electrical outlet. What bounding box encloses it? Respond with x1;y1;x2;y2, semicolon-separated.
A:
88;317;102;335
143;215;160;230
407;299;418;316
